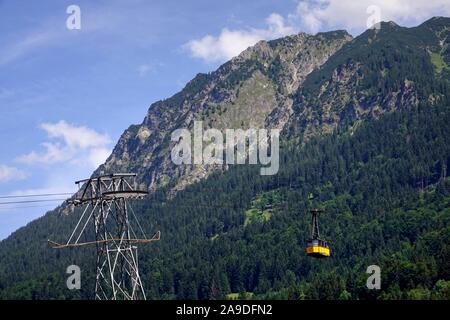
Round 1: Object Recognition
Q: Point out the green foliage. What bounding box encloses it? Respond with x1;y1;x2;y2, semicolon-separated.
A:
432;280;450;299
430;52;450;74
244;190;285;226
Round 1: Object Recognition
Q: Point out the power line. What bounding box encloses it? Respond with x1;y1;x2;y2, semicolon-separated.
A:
0;203;62;211
0;199;68;205
0;192;74;199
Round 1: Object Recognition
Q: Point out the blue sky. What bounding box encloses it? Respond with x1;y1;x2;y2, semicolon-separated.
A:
1;0;449;239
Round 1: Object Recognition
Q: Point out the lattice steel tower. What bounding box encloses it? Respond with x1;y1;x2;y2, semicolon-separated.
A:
49;173;160;300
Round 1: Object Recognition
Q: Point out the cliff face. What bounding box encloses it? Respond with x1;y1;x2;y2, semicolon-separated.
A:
95;31;352;191
287;18;450;141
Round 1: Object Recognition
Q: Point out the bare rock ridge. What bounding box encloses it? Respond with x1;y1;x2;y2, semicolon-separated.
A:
287;17;450;141
95;30;352;191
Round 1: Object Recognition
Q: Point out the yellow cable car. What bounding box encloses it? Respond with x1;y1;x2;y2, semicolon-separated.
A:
306;239;331;258
306;209;331;258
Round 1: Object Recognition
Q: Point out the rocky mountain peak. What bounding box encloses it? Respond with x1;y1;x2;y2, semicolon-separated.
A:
95;30;352;192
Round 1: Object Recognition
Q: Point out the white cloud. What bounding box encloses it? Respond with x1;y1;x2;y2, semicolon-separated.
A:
0;165;27;183
40;121;111;149
184;13;296;63
18;142;70;164
137;64;152;77
185;0;450;63
289;0;450;35
88;147;112;167
18;120;112;168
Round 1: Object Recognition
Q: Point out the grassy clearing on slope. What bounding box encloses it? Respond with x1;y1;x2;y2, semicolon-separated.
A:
430;51;450;73
226;292;254;300
244;189;285;226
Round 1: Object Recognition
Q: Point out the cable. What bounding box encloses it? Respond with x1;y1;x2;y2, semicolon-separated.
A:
0;198;68;205
0;204;61;211
0;192;74;199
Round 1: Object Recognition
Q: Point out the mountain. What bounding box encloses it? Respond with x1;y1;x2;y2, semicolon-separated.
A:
95;30;351;191
1;17;450;300
288;18;450;139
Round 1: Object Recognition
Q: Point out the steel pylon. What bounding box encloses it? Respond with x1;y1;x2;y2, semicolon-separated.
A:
49;173;160;300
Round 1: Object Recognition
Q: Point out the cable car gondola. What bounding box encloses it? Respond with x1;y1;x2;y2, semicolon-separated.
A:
306;208;331;258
